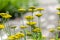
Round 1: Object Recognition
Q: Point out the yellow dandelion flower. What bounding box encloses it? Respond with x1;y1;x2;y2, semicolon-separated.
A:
19;33;25;37
2;14;12;19
57;12;60;15
26;22;36;26
57;8;60;10
0;13;5;16
32;28;41;32
18;8;26;12
28;9;33;12
8;35;15;40
35;13;43;17
57;26;60;30
0;24;5;29
25;16;34;20
29;6;35;9
37;8;44;11
49;28;55;32
0;13;12;19
20;25;27;29
15;35;20;39
15;33;21;38
15;32;24;38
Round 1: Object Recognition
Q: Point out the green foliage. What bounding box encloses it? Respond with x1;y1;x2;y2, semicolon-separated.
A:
0;0;9;10
0;0;38;18
0;0;38;11
55;33;58;40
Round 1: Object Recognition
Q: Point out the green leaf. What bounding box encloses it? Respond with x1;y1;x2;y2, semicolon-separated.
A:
55;33;58;40
38;32;42;40
0;0;9;10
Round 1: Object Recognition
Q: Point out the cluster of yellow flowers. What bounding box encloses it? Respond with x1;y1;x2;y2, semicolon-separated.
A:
25;7;60;40
18;6;44;12
0;6;60;40
18;6;45;40
0;13;12;19
7;32;24;40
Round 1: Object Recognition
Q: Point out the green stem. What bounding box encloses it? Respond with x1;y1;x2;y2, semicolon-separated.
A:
29;20;32;32
32;33;36;40
32;10;34;22
7;19;11;36
14;28;15;34
36;33;38;40
55;32;58;40
20;13;24;25
38;32;42;40
38;17;40;28
24;29;26;40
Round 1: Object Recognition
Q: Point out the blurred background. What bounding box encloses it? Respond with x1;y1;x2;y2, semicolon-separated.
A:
0;0;60;40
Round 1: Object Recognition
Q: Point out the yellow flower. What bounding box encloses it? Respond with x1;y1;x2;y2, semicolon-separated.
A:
32;28;41;32
0;13;5;16
49;28;55;32
37;8;44;11
26;22;36;26
35;13;43;17
50;38;55;40
42;35;46;38
0;24;5;29
57;26;60;30
29;6;35;9
1;13;12;19
25;16;34;20
18;33;25;37
15;32;21;38
15;32;24;39
8;35;15;40
20;25;27;29
2;15;12;19
18;8;26;12
15;35;21;39
57;8;60;10
28;9;33;12
57;12;60;15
